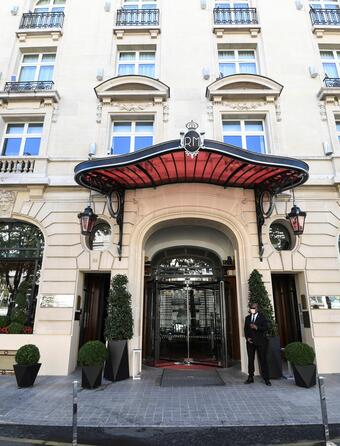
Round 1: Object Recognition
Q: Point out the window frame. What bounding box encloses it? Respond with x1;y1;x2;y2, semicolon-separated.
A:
18;52;56;83
310;0;339;9
215;1;250;7
320;49;340;78
116;50;156;77
111;119;154;155
222;118;268;154
1;122;44;157
218;49;258;76
122;0;157;9
34;0;66;13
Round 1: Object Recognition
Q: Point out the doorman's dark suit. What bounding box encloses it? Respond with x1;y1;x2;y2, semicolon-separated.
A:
244;312;270;381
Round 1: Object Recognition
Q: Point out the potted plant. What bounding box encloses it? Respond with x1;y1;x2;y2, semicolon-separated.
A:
13;344;41;387
78;340;108;389
248;269;282;379
104;274;133;382
284;341;316;388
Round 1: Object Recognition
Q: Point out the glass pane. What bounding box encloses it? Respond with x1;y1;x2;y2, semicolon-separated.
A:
42;54;56;62
38;65;54;81
246;135;266;153
51;7;65;11
138;64;155;77
269;223;292;251
34;7;49;12
219;63;236;76
336;121;340;131
28;123;43;134
245;121;263;131
19;66;36;82
2;138;21;156
113;122;132;132
139;52;156;60
239;50;255;59
135;136;153;150
239;63;257;73
223;135;242;147
223;121;241;132
320;51;335;60
219;51;235;60
118;64;135;75
88;222;111;251
23;138;41;156
119;52;136;61
6;124;25;134
36;0;50;4
136;122;153;132
54;0;66;4
112;136;131;155
22;55;39;63
323;63;339;77
142;4;157;8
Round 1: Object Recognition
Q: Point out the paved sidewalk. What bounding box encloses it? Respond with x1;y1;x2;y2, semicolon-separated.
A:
0;366;339;428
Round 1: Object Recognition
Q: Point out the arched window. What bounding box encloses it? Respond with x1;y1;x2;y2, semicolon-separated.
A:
269;221;295;251
34;0;66;13
0;220;44;333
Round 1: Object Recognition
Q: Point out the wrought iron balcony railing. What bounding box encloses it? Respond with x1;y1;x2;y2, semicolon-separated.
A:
324;77;340;87
116;8;159;26
310;8;340;26
213;7;258;25
4;81;54;93
19;11;64;29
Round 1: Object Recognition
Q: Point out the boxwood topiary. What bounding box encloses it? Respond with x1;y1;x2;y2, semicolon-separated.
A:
10;309;27;325
8;322;24;334
78;341;108;367
15;344;40;365
285;342;315;366
0;315;9;328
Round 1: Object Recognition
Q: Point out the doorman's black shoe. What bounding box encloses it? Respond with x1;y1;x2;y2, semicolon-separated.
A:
265;380;272;386
244;376;254;384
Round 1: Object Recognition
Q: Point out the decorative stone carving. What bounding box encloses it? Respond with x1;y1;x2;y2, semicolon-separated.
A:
319;102;327;121
52;104;59;123
207;104;214;122
111;103;153;112
221;101;267;111
0;190;16;217
96;103;103;123
275;101;282;122
162;103;169;122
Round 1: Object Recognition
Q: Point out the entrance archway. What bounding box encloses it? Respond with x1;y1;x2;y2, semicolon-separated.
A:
142;223;240;369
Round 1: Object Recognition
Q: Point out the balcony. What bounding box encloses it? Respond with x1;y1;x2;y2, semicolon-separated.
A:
310;8;340;37
0;157;48;185
0;81;60;106
114;8;160;39
213;7;260;37
17;11;64;41
317;77;340;101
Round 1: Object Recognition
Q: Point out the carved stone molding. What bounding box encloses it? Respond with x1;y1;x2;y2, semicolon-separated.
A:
0;190;16;217
319;101;327;121
96;103;103;123
111;102;154;112
207;104;214;122
275;101;282;122
162;103;169;122
221;101;267;111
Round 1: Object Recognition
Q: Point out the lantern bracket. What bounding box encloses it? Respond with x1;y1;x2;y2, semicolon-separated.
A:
255;188;274;261
106;188;125;261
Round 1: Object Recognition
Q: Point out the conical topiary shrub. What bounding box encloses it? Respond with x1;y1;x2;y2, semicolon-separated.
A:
104;274;133;382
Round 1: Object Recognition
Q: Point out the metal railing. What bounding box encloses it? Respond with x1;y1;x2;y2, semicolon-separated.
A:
0;158;36;174
116;8;159;26
19;11;64;29
310;7;340;26
4;81;54;93
213;7;258;25
324;77;340;87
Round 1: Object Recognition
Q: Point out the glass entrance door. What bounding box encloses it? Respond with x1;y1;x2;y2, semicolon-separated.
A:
158;280;225;366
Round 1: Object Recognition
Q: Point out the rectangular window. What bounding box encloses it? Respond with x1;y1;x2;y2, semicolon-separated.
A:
320;50;340;78
336;120;340;143
310;0;339;8
218;49;257;76
111;120;154;155
18;53;56;82
1;122;43;157
215;1;249;7
117;51;156;77
123;0;157;9
222;119;266;153
34;0;66;12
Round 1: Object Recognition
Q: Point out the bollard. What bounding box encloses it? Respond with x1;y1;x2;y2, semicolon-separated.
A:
72;380;78;446
318;376;336;446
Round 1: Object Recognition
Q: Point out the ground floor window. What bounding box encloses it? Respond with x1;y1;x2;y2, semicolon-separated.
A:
0;220;44;334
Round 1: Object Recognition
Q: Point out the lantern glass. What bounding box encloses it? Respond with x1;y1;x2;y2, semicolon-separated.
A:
286;205;306;236
78;206;97;235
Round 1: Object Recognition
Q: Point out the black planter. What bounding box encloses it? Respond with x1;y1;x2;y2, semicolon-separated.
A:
13;363;41;388
292;364;316;388
104;340;129;382
81;365;103;389
267;336;282;379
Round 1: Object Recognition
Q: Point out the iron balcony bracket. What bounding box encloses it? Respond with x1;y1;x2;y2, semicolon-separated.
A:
254;188;274;262
106;188;125;261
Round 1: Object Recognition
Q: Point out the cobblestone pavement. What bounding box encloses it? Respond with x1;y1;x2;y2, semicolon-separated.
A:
0;366;339;428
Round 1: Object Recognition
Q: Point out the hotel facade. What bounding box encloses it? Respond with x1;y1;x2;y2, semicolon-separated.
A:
0;0;340;377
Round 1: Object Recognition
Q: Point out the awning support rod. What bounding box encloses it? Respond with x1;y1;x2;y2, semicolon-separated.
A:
106;188;125;261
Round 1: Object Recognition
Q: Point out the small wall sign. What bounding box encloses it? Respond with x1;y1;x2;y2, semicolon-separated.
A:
40;294;74;308
180;121;205;158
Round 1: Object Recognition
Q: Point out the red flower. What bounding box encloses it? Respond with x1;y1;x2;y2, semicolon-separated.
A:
23;326;33;334
0;327;9;334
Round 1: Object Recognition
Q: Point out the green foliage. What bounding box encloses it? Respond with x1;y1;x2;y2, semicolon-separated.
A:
15;344;40;365
285;342;315;366
78;341;108;366
8;322;24;334
104;274;133;341
0;315;9;328
248;269;278;336
10;309;27;325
